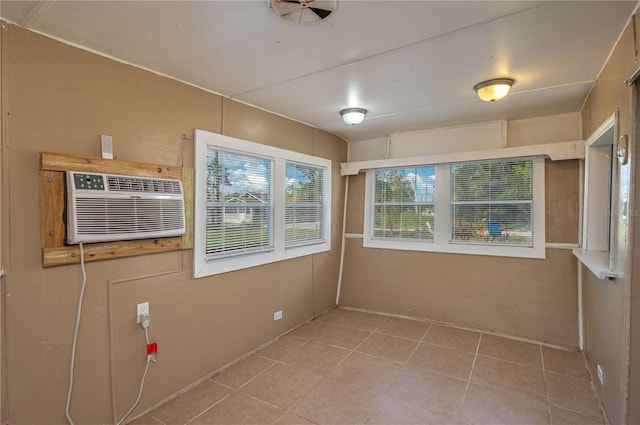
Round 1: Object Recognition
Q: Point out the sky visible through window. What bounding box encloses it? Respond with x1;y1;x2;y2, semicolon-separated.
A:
375;166;436;204
196;130;332;277
221;154;271;197
208;153;317;198
409;167;435;203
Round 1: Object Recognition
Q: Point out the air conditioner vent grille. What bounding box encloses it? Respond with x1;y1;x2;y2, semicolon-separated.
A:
74;198;185;235
66;171;186;244
106;176;182;194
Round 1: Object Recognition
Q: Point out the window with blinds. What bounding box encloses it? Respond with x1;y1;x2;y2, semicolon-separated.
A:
194;129;332;277
450;159;533;246
205;147;274;259
285;162;326;248
373;166;436;241
364;155;543;258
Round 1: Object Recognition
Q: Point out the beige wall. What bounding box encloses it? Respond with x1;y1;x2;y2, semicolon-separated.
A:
340;155;581;346
339;113;582;346
580;18;637;425
0;24;346;424
341;238;579;344
338;113;582;347
340;114;583;346
0;19;6;425
507;112;583;147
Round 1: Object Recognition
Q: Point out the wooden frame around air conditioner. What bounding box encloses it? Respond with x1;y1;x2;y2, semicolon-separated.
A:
39;152;193;267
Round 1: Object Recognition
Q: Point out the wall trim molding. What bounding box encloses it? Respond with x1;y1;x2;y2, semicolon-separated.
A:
341;140;585;176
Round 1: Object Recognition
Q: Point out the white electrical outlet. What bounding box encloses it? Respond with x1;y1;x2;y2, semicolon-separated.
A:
597;364;605;385
137;302;149;323
273;310;283;321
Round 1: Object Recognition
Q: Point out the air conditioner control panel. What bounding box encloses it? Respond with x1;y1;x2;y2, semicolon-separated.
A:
72;173;105;190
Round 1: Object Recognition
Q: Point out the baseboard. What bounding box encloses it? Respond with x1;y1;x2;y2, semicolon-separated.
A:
125;309;329;423
338;305;579;352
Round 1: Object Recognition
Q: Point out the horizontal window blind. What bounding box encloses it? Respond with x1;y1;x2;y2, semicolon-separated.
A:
373;166;436;241
206;147;274;259
285;162;326;248
451;159;533;246
195;130;332;277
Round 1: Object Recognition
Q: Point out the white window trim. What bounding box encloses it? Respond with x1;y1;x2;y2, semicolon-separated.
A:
363;156;545;259
285;161;328;248
194;130;331;278
573;112;623;279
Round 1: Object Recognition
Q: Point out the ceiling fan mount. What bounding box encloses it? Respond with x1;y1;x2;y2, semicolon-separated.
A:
269;0;338;24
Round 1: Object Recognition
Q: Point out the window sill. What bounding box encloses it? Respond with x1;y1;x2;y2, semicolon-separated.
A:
195;242;331;277
572;248;622;279
364;238;546;259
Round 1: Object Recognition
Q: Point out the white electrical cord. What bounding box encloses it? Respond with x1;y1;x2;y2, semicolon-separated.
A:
66;243;87;425
65;244;154;425
115;326;153;425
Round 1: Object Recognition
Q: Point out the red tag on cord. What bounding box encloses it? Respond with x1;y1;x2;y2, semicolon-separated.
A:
147;342;158;355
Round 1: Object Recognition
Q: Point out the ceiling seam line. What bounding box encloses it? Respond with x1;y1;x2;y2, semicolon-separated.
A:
593;2;640;84
229;2;552;99
20;0;52;27
349;80;597;122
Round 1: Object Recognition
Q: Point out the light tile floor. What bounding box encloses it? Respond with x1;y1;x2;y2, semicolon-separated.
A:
132;308;605;425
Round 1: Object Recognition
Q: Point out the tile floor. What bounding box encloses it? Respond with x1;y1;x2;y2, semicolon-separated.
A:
131;308;605;425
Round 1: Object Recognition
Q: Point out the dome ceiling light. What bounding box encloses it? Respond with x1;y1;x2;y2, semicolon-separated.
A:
340;108;367;125
474;78;515;102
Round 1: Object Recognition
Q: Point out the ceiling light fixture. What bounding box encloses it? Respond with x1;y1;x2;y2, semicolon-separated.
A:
474;78;515;102
340;108;367;125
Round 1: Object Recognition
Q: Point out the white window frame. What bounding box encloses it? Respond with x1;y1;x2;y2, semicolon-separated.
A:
364;156;545;259
573;112;622;279
194;130;331;277
285;161;328;249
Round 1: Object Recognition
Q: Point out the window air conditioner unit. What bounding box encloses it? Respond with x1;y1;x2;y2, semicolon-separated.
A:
66;171;185;244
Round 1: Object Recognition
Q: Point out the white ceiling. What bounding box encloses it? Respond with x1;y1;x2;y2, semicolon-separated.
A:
1;1;637;142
